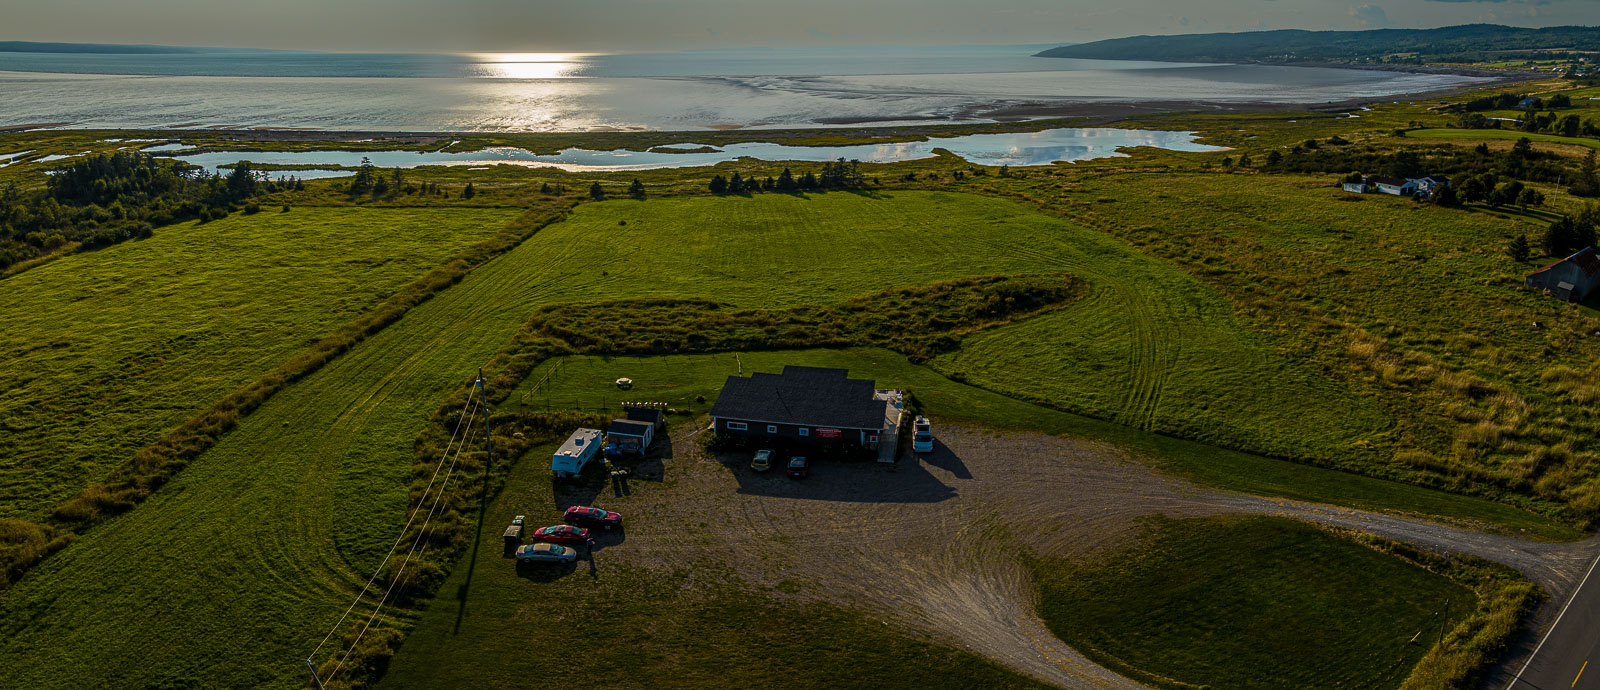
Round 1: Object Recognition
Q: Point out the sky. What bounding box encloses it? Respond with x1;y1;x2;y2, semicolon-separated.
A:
6;0;1600;53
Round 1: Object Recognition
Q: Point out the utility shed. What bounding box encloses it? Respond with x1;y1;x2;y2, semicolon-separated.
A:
552;428;603;478
625;406;666;432
1527;246;1600;302
709;366;888;447
605;419;654;455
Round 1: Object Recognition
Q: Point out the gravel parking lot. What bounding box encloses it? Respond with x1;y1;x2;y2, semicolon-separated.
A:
590;423;1599;689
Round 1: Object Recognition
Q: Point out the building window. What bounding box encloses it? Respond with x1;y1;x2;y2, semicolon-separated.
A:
798;428;809;436
726;421;748;431
767;425;778;433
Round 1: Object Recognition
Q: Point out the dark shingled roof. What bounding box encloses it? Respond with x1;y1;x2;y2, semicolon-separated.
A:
710;366;887;430
607;419;653;437
625;408;664;425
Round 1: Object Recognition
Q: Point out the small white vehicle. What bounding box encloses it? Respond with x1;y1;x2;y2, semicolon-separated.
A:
912;416;934;454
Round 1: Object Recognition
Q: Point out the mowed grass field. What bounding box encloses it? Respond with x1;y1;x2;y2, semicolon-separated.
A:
0;191;1393;688
1035;515;1475;690
0;206;520;519
1048;172;1600;516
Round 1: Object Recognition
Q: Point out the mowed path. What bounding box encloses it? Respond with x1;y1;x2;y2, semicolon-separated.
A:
0;192;1381;688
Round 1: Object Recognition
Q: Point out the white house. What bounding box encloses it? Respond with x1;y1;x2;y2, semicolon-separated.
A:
1409;176;1450;195
1371;177;1418;196
1342;181;1369;193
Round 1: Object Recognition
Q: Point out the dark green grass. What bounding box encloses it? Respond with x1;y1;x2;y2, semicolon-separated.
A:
513;348;1578;540
0;205;519;520
379;442;1045;690
1035;515;1476;690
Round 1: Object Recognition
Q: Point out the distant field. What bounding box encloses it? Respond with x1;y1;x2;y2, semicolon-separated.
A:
1036;515;1475;690
0;191;1399;688
0;206;518;519
1408;128;1600;149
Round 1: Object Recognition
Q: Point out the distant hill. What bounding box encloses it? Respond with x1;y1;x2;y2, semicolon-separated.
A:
1035;24;1600;64
0;41;271;54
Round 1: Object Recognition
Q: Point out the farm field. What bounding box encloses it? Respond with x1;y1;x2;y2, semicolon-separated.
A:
1045;171;1600;519
1035;515;1475;690
1409;128;1600;150
0;190;1406;688
0;205;520;520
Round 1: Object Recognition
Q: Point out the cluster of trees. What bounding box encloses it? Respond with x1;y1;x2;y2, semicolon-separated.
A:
1513;205;1600;261
1267;138;1569;185
348;158;455;199
708;160;867;195
0;151;288;271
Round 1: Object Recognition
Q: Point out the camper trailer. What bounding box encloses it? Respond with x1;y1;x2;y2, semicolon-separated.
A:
551;428;603;478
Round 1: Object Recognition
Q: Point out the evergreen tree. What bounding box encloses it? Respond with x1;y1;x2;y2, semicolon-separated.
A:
629;178;645;198
462;182;476;199
351;157;376;195
729;173;744;193
777;168;797;192
540;182;553;195
800;171;818;189
589;181;604;200
1571;149;1600;198
1431;184;1460;207
708;175;728;195
1518;187;1545;209
1507;234;1531;262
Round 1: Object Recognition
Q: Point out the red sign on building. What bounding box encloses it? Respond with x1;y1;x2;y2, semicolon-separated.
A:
815;428;842;439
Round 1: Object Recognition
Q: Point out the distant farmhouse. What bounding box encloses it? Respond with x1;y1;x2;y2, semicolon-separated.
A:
710;366;891;448
1526;247;1600;302
1341;175;1447;198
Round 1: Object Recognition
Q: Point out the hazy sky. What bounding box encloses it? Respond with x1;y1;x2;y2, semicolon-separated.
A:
7;0;1600;53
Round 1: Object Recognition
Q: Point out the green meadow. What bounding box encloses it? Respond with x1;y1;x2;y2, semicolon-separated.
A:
1035;516;1476;690
0;206;519;519
0;190;1409;688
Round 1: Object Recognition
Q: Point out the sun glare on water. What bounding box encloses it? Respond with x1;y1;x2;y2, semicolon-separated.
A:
468;53;594;79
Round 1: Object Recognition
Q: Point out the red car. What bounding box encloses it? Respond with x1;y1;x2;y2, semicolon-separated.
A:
527;524;591;545
564;505;623;530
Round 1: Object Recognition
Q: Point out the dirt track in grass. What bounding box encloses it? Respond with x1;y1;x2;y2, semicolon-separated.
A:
586;423;1600;689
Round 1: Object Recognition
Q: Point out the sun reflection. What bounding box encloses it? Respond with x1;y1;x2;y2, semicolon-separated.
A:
468;53;593;79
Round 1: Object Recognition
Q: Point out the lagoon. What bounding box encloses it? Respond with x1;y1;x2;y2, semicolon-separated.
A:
166;128;1226;177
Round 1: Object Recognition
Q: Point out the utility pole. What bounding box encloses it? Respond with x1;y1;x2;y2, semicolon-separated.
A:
1438;599;1450;649
477;369;492;458
305;660;326;690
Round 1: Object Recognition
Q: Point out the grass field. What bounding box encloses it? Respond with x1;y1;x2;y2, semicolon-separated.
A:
1035;515;1476;690
1409;128;1600;149
0;206;520;520
1038;171;1600;518
0;190;1406;688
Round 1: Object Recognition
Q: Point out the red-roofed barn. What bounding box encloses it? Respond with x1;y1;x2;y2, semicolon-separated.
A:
1526;246;1600;302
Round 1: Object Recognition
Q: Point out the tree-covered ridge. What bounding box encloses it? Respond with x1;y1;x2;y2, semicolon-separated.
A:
1036;24;1600;64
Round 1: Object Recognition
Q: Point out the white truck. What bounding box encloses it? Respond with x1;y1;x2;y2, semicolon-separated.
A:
552;428;604;478
912;416;934;453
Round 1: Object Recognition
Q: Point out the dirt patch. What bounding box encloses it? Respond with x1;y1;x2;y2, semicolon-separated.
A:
584;424;1598;689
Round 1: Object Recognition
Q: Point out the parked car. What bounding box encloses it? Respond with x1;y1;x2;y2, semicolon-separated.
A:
787;456;809;479
751;449;774;472
515;542;577;565
528;524;591;545
564;505;623;530
912;415;934;454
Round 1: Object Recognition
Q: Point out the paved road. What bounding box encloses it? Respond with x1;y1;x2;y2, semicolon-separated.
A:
1510;551;1600;690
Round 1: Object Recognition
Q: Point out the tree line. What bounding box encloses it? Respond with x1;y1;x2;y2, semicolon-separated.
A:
0;151;292;272
708;160;867;195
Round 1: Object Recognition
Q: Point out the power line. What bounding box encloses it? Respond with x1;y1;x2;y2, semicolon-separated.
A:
306;379;483;671
326;395;483;683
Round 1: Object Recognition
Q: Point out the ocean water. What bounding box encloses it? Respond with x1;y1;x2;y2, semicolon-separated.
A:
0;45;1490;132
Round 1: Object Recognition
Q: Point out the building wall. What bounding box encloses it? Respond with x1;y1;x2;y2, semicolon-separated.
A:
1527;262;1599;301
714;417;878;446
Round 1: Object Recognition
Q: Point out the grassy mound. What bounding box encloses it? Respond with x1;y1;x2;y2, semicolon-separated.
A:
1035;515;1477;690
